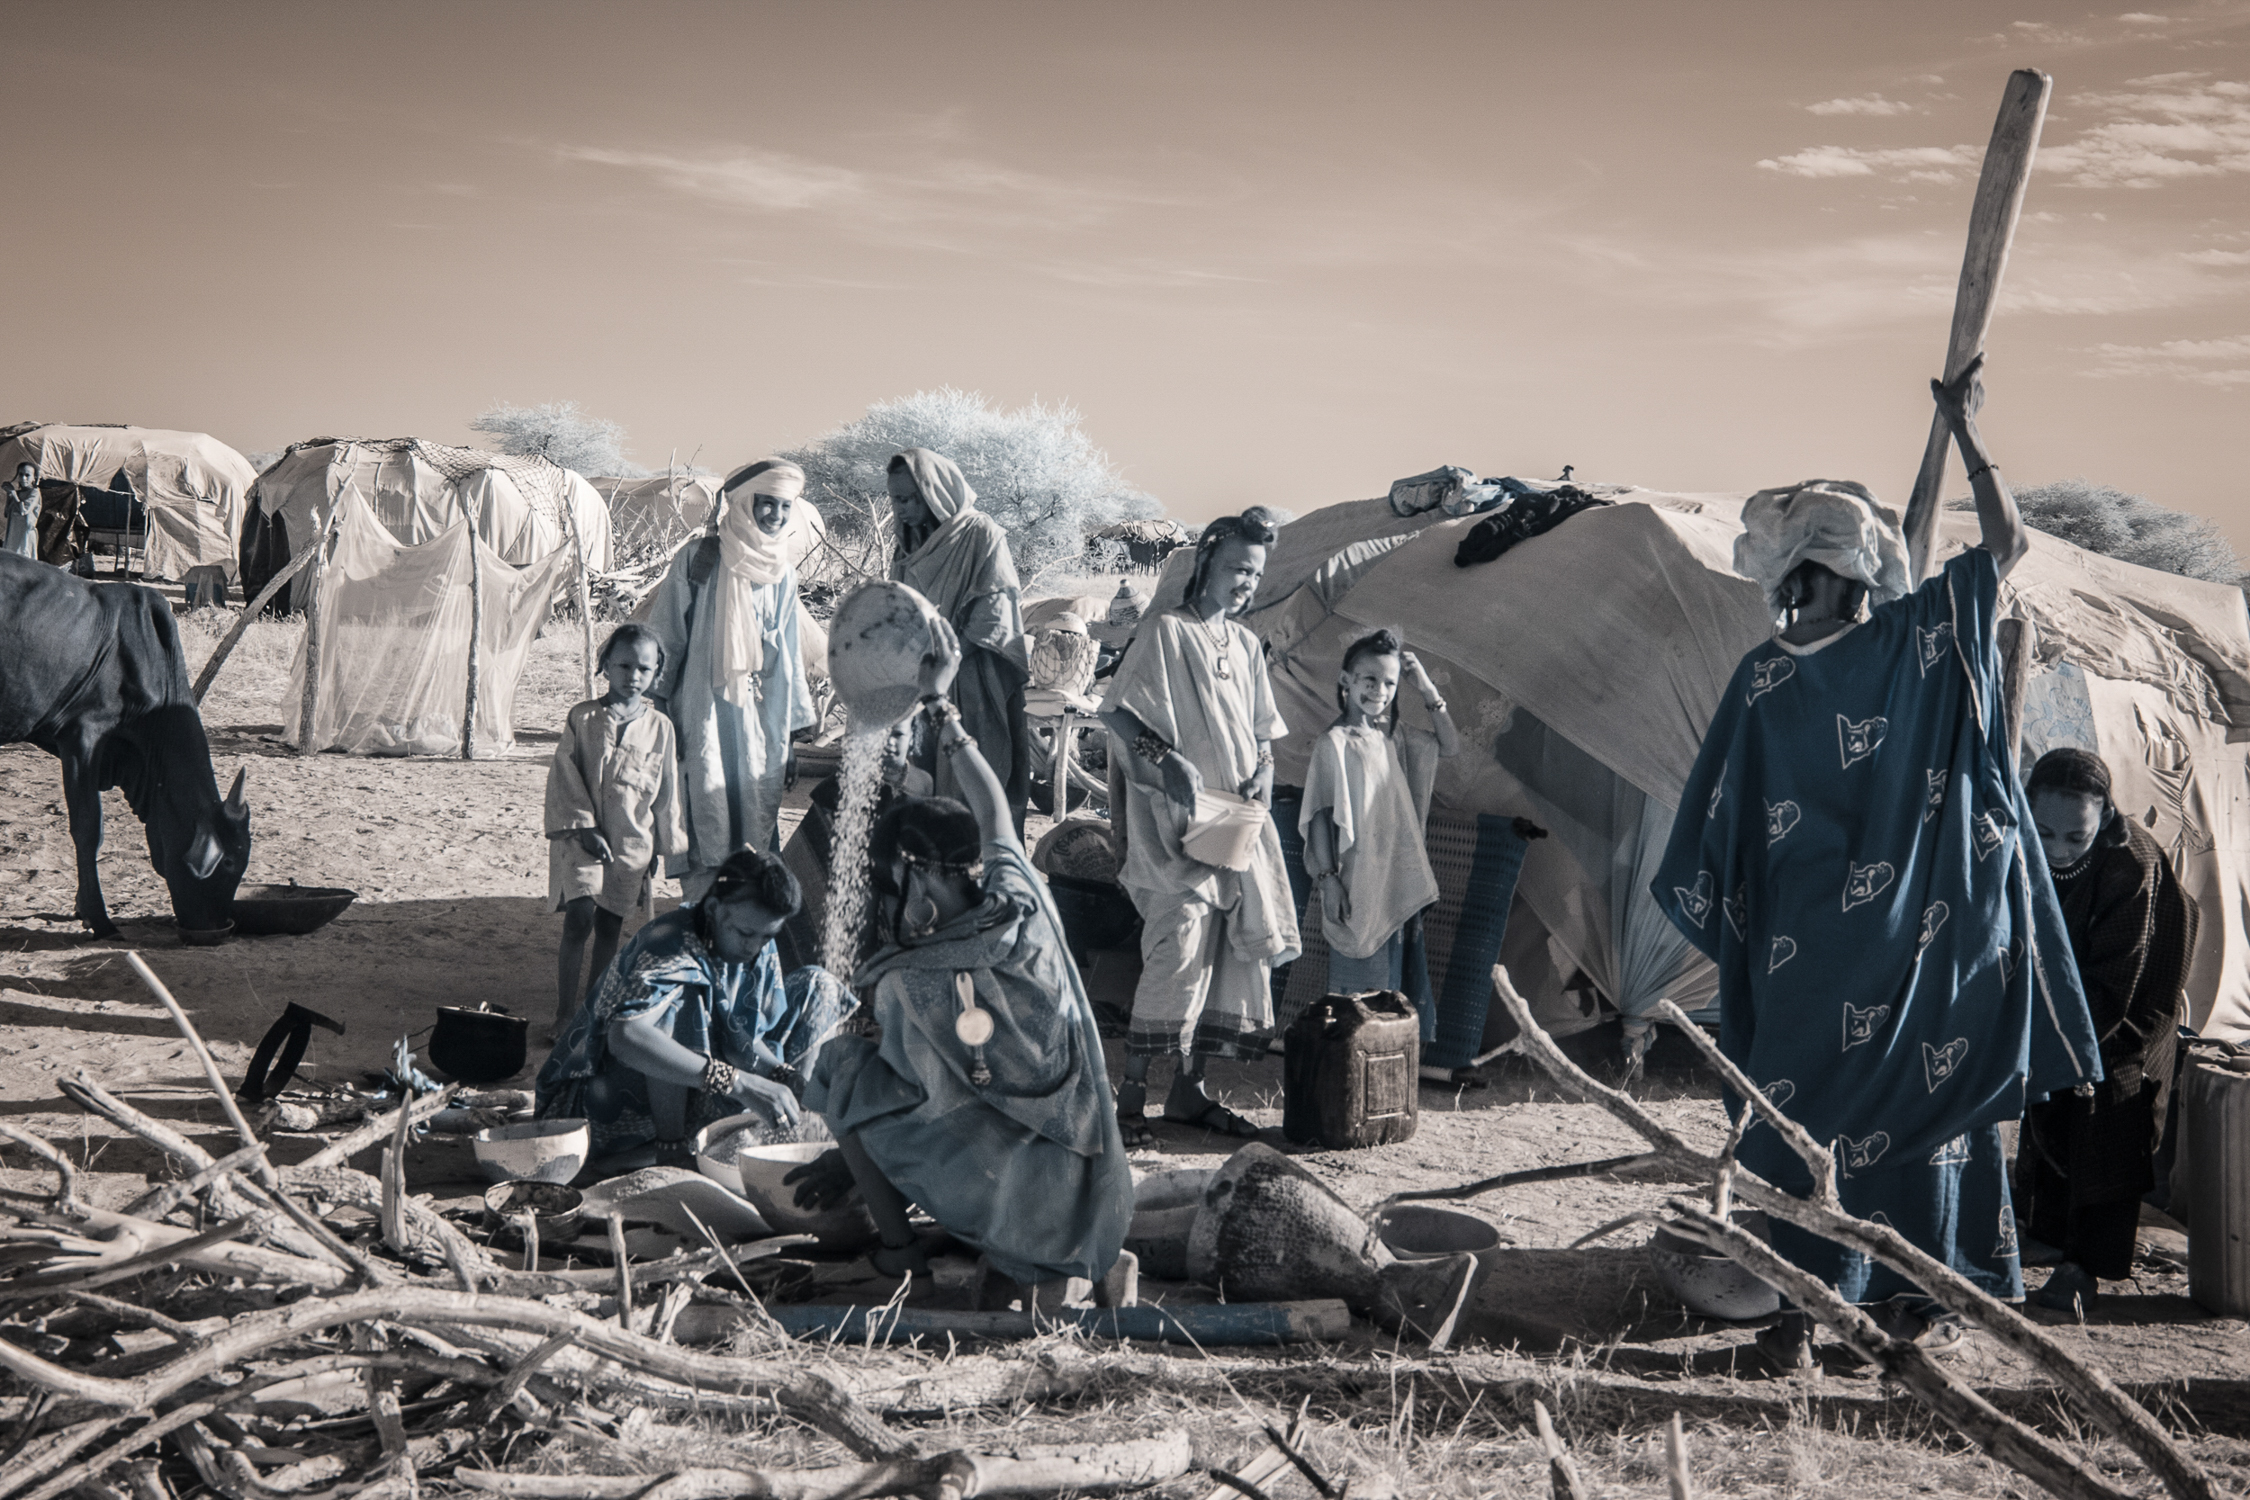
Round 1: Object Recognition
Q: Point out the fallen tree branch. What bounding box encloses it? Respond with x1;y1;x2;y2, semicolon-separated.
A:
453;1432;1193;1500
1487;968;2218;1500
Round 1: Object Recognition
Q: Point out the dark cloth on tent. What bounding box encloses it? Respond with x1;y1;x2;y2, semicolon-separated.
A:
1452;487;1609;568
1653;547;2102;1302
2018;820;2196;1257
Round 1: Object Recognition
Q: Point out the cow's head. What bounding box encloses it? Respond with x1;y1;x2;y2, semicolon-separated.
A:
166;769;252;934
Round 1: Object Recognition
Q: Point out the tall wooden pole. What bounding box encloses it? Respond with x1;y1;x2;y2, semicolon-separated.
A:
462;490;485;762
562;473;596;703
1902;68;2051;582
295;499;345;756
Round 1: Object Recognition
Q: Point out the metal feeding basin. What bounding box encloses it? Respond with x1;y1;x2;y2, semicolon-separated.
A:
230;883;358;937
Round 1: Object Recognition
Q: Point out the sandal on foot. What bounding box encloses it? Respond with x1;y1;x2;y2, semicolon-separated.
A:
869;1239;934;1278
1754;1312;1815;1372
1168;1098;1263;1138
2034;1261;2098;1317
1117;1109;1156;1149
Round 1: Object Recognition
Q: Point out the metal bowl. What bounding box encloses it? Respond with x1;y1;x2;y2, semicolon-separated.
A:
177;921;235;947
230;884;358;937
482;1179;587;1244
1646;1216;1782;1321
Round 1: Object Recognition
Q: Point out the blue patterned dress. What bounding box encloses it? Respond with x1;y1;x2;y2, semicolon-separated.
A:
1654;548;2101;1301
535;909;853;1153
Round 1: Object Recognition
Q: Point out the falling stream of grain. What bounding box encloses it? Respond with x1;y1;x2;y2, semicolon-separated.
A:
820;724;887;979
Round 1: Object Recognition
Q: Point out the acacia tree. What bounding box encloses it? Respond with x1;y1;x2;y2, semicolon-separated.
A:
469;401;638;478
2009;479;2241;584
778;388;1159;583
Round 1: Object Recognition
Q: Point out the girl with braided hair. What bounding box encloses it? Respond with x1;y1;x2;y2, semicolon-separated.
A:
1097;507;1300;1146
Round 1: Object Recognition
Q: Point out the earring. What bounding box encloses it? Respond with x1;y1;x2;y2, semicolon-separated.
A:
903;879;941;938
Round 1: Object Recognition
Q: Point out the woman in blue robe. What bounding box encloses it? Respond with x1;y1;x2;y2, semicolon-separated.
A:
1654;360;2100;1366
795;619;1133;1302
536;848;853;1171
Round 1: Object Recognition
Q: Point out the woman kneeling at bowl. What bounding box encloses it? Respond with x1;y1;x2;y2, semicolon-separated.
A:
790;619;1134;1304
534;848;853;1174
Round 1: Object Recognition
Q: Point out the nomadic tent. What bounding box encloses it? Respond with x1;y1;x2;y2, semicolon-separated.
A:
592;473;722;548
0;423;254;579
1147;491;2250;1045
239;438;613;613
1088;517;1190;570
283;492;571;756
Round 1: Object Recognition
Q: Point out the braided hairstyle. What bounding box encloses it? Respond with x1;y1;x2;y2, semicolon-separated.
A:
1181;506;1282;613
869;796;984;896
1336;627;1405;731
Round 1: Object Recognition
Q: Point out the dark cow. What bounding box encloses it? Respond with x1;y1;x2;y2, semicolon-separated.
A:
1;552;251;938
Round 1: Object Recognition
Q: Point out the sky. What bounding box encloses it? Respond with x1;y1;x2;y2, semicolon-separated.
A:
9;1;2250;548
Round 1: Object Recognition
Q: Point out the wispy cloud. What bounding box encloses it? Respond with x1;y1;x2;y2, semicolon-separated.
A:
1757;144;1982;182
2118;12;2174;23
2038;76;2250;188
557;146;863;211
2084;334;2250;384
1807;95;1918;117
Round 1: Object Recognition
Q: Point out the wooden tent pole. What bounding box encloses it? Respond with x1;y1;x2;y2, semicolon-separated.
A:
462;489;484;762
560;472;596;702
1902;68;2050;582
193;543;320;705
295;498;346;756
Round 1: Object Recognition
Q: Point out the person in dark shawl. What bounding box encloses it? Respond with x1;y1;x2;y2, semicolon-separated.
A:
2018;747;2198;1314
795;619;1133;1305
535;848;853;1172
888;448;1032;834
1653;358;2102;1367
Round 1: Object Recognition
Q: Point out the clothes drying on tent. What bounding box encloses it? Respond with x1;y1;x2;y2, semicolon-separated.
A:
1453;486;1611;567
0;424;254;579
284;492;571;756
240;438;612;613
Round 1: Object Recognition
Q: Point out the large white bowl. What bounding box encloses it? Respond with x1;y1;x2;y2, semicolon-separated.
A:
472;1119;590;1186
734;1142;878;1247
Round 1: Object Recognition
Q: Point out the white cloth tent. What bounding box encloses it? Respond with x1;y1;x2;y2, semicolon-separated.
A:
240;438;612;612
283;492;571;757
1145;491;2250;1044
592;474;723;544
0;424;254;579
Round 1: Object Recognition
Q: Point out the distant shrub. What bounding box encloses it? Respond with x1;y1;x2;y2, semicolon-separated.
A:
470;401;639;478
777;388;1159;584
2008;479;2242;583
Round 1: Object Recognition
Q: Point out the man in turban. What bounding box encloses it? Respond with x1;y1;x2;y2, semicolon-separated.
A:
648;459;818;899
888;448;1032;834
1654;358;2100;1366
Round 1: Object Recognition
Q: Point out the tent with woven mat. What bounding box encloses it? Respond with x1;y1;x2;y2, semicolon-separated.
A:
0;423;254;579
1139;489;2250;1048
239;438;612;613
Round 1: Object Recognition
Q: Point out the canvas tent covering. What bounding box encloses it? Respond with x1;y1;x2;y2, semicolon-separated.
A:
1146;491;2250;1045
593;474;723;546
240;438;613;613
284;491;570;757
0;424;254;579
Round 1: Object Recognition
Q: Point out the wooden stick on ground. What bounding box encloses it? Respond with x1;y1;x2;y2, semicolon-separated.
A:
607;1212;634;1332
1902;68;2051;582
1531;1400;1587;1500
1666;1412;1694;1500
1487;967;2218;1500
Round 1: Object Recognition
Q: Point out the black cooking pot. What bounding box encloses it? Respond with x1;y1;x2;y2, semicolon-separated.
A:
429;1003;529;1085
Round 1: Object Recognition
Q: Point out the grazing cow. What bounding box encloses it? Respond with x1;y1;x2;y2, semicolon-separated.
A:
0;552;251;938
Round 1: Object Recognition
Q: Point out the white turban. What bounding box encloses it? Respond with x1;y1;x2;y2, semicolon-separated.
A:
711;459;805;705
1734;479;1912;615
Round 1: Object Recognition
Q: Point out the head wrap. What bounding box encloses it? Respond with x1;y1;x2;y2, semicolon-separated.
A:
711;459;803;706
1733;480;1912;616
890;448;976;538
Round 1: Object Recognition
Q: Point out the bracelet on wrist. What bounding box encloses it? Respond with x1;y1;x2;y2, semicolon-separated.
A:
1255;745;1274;770
700;1055;738;1097
922;697;961;732
1133;729;1173;766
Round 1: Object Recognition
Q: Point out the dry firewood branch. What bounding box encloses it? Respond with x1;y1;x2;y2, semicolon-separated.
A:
1489;968;2219;1500
453;1431;1194;1500
0;1285;910;1461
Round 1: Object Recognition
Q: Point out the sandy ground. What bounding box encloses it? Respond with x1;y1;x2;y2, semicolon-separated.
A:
4;608;2248;1455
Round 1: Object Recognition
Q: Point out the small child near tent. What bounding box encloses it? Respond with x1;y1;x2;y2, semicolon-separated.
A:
547;624;688;1033
1300;629;1459;1072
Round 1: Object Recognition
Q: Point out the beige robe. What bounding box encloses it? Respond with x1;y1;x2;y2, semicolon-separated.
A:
546;699;688;917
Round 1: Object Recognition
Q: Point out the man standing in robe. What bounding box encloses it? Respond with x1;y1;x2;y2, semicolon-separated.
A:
888;448;1032;834
1100;508;1300;1144
648;459;816;900
1654;360;2101;1366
